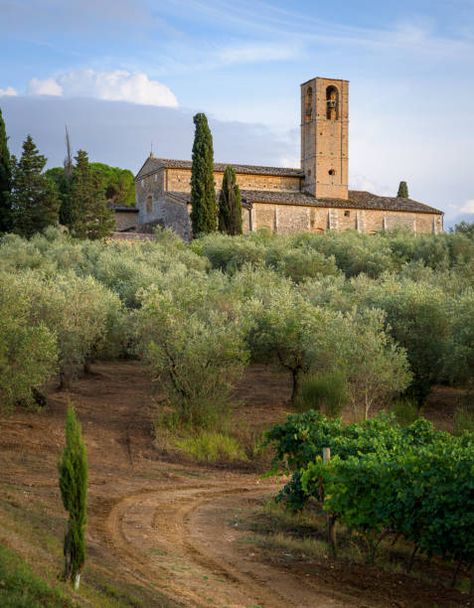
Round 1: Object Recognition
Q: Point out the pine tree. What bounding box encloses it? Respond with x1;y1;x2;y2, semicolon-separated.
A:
10;135;59;238
69;150;115;239
58;405;88;590
397;181;409;198
0;107;12;233
190;113;217;235
218;165;242;235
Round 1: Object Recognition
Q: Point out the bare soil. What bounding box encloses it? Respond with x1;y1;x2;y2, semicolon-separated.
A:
0;362;470;607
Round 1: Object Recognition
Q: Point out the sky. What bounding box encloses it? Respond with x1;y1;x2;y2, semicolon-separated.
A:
1;0;473;224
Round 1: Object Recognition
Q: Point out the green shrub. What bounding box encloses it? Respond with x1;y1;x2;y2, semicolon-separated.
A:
176;431;247;463
391;398;419;426
296;371;348;417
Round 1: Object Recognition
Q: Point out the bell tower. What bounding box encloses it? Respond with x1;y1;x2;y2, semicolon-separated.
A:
301;77;349;200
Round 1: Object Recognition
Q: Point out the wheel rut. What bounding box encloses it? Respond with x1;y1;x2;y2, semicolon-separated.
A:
105;480;378;608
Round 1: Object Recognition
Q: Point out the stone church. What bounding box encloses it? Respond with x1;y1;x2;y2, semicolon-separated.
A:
131;77;443;239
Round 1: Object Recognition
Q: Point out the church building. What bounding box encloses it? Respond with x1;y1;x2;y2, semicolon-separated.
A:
133;77;443;239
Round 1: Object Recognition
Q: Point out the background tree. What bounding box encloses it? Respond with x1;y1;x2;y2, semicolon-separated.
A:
218;165;242;235
58;405;87;590
10;135;59;238
0;107;12;233
190;113;217;235
452;220;474;240
397;181;409;198
69;150;115;239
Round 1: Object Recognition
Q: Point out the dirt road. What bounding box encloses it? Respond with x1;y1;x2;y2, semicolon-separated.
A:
0;362;467;608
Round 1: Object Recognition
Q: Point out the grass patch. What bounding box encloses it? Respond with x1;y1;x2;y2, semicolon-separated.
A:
0;543;75;608
175;431;247;463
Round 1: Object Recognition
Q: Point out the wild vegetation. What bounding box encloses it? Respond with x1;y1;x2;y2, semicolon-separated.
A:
0;224;473;601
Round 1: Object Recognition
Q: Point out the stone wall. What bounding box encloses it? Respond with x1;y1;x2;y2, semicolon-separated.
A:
166;168;301;193
114;211;138;232
247;204;441;235
136;168;166;224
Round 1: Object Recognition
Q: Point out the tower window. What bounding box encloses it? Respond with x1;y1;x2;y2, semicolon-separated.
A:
328;169;336;176
326;86;339;120
305;86;313;122
344;210;350;217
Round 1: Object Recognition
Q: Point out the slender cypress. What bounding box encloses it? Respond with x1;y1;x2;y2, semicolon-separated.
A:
0;107;12;232
190;113;217;235
397;181;409;198
58;405;88;590
10;135;59;237
218;165;242;235
69;149;115;239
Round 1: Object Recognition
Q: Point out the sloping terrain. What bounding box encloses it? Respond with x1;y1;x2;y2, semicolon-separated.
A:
0;362;468;607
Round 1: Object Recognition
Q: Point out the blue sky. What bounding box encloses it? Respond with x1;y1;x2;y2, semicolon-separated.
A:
1;0;473;222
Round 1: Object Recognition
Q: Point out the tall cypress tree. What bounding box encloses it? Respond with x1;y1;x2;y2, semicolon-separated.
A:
69;149;115;239
218;165;242;235
190;113;217;235
10;135;59;238
58;405;88;590
397;181;409;198
59;125;74;226
0;107;12;233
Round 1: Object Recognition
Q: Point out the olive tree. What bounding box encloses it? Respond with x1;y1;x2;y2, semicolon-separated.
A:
25;273;123;387
0;274;57;412
136;280;249;427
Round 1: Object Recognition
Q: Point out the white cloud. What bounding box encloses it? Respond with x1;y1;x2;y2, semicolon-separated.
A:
459;199;474;214
27;78;63;96
27;69;178;107
0;86;18;97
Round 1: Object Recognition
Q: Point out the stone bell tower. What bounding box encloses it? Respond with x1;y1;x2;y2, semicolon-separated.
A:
301;77;349;200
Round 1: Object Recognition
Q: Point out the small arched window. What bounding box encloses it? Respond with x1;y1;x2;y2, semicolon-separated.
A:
305;86;313;122
326;86;339;120
146;194;153;213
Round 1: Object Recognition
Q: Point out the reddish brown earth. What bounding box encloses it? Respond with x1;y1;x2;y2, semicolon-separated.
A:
0;362;470;607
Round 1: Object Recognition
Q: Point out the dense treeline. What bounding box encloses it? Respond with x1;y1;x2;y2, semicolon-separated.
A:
0;227;472;419
0;110;131;239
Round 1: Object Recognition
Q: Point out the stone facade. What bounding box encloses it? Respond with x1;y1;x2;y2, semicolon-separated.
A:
133;75;444;239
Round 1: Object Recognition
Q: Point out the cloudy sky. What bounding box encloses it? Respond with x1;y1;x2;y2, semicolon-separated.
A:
1;0;473;223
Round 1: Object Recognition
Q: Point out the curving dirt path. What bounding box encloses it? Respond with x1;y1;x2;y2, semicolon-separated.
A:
105;480;381;608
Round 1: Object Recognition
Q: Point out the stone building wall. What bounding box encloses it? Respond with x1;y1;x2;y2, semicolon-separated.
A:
165;168;301;193
114;211;139;232
247;204;441;235
136;168;166;224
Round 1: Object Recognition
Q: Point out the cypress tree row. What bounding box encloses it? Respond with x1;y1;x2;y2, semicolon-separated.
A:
218;165;242;235
0;107;12;233
397;181;409;198
10;135;59;238
58;405;88;590
69;149;115;239
190;113;217;235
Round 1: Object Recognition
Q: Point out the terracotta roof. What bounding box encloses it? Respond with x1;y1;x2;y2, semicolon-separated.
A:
240;190;443;215
136;156;303;179
165;190;442;215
